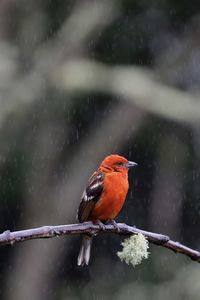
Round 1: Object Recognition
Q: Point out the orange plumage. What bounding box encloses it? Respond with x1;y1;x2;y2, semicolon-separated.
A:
77;154;137;266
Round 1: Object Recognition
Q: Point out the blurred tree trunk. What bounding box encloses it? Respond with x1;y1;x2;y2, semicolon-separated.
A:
149;133;187;239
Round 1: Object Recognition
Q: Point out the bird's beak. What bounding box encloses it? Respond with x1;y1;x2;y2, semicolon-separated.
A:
123;161;138;169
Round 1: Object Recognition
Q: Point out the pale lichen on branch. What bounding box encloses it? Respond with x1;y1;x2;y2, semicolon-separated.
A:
117;233;149;266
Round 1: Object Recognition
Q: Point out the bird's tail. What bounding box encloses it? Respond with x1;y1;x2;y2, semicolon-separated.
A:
77;235;92;266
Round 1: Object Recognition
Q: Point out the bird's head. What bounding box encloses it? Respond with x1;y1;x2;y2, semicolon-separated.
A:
100;154;137;173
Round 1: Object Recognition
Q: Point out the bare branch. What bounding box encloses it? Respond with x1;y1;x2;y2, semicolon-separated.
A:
0;222;199;263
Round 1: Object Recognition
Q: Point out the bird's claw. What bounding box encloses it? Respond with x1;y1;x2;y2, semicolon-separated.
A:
96;219;106;231
109;219;121;232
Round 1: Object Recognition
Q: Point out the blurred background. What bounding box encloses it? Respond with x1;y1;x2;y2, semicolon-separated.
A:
0;0;200;299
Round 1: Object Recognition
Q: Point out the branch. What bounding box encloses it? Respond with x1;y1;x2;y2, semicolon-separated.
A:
0;222;199;263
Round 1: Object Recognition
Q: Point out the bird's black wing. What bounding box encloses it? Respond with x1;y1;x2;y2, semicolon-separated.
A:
77;170;104;223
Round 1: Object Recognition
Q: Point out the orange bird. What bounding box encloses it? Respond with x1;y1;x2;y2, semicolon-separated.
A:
77;154;137;266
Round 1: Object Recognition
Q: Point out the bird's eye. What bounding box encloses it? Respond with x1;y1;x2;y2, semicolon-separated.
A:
116;161;123;166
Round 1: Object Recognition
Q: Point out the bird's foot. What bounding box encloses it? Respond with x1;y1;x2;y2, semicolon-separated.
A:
96;219;106;231
108;219;121;232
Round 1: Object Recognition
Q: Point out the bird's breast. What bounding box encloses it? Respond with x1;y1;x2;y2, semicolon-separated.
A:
90;172;129;221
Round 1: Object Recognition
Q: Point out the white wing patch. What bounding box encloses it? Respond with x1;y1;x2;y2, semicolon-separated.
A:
81;190;94;202
89;182;101;190
82;181;102;202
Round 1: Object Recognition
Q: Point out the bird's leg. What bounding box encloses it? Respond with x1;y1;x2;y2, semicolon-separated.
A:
96;219;106;231
108;219;121;232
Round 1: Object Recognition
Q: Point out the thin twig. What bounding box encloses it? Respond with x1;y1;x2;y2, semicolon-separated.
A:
0;222;199;263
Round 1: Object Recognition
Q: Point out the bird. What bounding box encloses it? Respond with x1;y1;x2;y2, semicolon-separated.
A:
77;154;137;266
